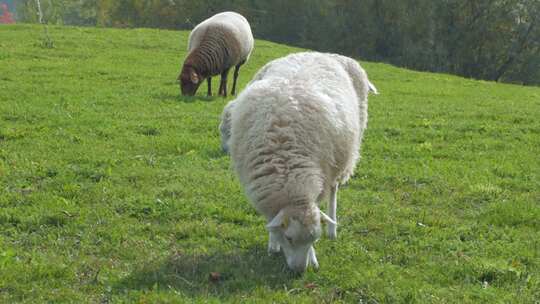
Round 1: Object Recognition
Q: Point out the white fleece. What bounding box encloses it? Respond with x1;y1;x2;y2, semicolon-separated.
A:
227;52;375;219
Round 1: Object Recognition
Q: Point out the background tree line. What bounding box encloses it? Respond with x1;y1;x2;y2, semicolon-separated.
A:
15;0;540;85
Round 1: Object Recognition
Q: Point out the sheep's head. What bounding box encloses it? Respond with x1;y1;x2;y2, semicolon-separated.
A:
179;65;202;96
266;205;335;273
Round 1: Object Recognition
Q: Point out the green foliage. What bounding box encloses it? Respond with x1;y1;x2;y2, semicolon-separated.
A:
14;0;540;85
1;24;540;303
15;0;98;25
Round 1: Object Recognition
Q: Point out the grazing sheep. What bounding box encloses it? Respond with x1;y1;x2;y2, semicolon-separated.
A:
223;52;378;272
179;11;254;97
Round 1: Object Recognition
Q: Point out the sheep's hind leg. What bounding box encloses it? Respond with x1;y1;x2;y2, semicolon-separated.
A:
328;184;338;239
207;77;212;96
231;61;244;96
268;231;280;254
219;68;230;97
218;73;224;96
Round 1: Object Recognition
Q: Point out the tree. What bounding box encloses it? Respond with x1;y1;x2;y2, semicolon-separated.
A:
12;0;540;85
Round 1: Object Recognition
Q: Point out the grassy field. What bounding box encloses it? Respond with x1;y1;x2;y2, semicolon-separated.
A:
0;24;539;303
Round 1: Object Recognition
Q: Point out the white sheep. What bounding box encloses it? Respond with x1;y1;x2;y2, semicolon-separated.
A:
179;11;254;97
222;52;378;272
219;99;235;154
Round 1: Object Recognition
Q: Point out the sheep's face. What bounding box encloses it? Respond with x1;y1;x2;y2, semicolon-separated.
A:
267;206;333;273
279;217;321;272
179;66;202;96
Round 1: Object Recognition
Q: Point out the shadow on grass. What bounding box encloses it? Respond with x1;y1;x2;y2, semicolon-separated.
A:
203;147;229;159
153;93;221;103
113;245;297;298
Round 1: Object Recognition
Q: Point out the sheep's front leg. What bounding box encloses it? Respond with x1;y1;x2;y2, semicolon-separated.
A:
219;68;230;97
328;184;338;239
308;246;319;269
268;231;281;254
207;77;212;96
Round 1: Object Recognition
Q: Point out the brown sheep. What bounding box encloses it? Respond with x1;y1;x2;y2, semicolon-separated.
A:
178;12;254;97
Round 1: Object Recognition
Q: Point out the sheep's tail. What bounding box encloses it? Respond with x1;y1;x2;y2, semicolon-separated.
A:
368;81;379;95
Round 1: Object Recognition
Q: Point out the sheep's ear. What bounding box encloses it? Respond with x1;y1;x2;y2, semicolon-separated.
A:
320;210;336;225
190;70;199;84
266;209;287;230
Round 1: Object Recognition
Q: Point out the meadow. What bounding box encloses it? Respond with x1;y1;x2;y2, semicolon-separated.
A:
0;24;539;303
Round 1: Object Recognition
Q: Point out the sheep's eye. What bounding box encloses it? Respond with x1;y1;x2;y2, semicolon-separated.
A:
285;236;293;244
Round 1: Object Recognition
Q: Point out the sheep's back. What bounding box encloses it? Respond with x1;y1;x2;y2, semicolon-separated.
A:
230;53;365;213
188;12;253;62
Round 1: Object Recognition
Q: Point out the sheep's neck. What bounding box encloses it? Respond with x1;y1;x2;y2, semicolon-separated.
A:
186;43;225;78
184;52;207;79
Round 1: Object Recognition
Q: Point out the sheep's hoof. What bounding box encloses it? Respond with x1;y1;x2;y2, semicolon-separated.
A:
268;242;281;254
309;256;319;270
327;224;337;240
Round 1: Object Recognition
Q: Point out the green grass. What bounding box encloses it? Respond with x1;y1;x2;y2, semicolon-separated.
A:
0;24;539;303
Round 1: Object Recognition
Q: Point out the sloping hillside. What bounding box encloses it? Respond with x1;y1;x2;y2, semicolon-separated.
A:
0;24;539;303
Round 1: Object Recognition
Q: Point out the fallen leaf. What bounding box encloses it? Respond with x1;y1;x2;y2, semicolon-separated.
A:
209;272;221;282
